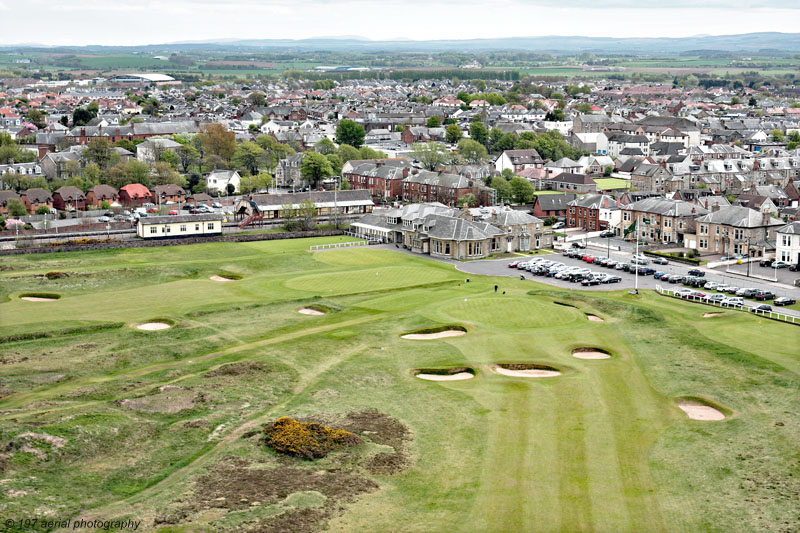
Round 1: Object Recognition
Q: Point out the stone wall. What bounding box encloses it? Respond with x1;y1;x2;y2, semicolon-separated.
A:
0;229;345;256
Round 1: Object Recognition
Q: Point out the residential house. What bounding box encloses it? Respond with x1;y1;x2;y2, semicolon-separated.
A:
153;184;186;205
118;183;153;207
52;186;86;211
344;162;408;200
494;149;544;174
402;171;493;206
136;138;183;164
775;221;800;264
621;197;707;246
548;173;597;194
0;190;21;215
274;154;304;188
86;185;118;207
694;205;784;257
531;193;576;220
206;170;241;194
20;188;53;214
567;194;621;232
630;163;672;193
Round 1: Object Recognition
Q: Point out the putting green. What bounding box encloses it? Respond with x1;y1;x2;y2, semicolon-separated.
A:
441;296;580;328
285;265;455;294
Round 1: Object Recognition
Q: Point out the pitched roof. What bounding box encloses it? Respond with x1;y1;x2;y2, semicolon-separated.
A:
119;184;152;197
695;205;783;228
623;197;707;217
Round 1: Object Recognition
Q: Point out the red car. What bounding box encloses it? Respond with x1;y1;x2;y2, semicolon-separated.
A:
147;208;159;213
508;261;520;268
168;210;179;215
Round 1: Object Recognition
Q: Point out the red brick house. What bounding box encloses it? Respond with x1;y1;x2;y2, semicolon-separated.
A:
86;185;119;207
52;186;87;211
20;188;53;214
344;162;408;201
119;183;153;207
402;171;493;207
401;126;431;145
567;194;620;231
0;190;21;215
153;184;186;205
531;193;576;220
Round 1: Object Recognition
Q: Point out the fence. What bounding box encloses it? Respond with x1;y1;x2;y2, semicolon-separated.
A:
655;285;799;326
309;240;369;251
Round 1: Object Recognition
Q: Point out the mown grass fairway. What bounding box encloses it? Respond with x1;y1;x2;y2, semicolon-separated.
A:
0;237;798;532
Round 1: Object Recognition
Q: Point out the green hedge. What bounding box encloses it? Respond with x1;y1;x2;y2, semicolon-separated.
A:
643;250;701;265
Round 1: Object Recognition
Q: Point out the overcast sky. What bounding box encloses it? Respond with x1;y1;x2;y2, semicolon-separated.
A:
0;0;797;46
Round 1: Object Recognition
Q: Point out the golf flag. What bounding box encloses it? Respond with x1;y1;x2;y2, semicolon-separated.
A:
624;219;637;237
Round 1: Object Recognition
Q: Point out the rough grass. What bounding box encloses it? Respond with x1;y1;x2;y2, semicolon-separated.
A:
0;236;797;532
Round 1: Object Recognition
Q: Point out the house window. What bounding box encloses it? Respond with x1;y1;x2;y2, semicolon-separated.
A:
444;242;450;255
699;224;708;235
468;242;482;256
734;229;743;240
699;238;708;249
149;227;157;234
195;224;200;231
624;212;631;221
180;225;187;232
207;223;215;230
664;219;672;228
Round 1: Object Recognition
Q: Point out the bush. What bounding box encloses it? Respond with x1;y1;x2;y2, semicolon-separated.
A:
643;250;701;265
263;417;361;460
36;206;51;215
45;271;68;279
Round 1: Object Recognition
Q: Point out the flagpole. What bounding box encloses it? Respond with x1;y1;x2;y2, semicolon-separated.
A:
634;215;639;294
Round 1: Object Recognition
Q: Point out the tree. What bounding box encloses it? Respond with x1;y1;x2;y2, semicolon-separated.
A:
457;193;478;208
412;142;448;171
25;109;46;129
115;138;137;154
256;135;295;171
297;198;317;231
7;198;27;217
106;159;151;189
426;115;442;128
445;124;462;144
771;129;785;142
458;139;488;164
489;176;512;204
239;172;273;194
336;144;361;164
358;146;386;159
469;121;489;146
72;107;96;127
509;176;536;204
176;144;200;173
198;123;236;162
84;138;115;169
495;132;518;153
545;109;565;121
226;183;236;196
300;152;333;189
326;153;343;175
335;119;366;148
160;150;180;170
100;200;111;210
748;97;758;107
36;205;51;215
232;141;265;175
152;161;186;187
314;137;336;155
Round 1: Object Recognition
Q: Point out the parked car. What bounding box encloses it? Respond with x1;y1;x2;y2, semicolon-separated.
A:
211;202;222;208
704;293;726;303
653;271;667;280
571;242;586;249
551;222;565;230
581;277;601;286
759;258;774;267
773;261;790;269
687;269;705;277
599;230;615;238
703;281;719;290
773;297;796;306
752;304;772;312
638;267;656;276
790;264;799;272
508;261;520;268
168;210;179;215
722;297;744;307
604;275;622;283
97;216;111;222
651;256;669;265
734;254;749;260
631;257;649;265
735;288;757;298
724;286;740;294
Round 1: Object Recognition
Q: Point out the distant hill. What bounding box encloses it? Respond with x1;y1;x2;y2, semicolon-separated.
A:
174;33;800;53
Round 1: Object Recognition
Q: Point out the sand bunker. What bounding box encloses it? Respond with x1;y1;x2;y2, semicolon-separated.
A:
586;314;604;322
136;322;171;331
210;275;236;282
493;364;561;378
703;313;724;318
414;368;475;381
572;348;611;360
21;296;57;302
298;307;325;316
678;401;725;421
402;330;466;340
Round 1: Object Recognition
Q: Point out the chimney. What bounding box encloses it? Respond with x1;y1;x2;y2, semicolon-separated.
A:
712;202;720;212
762;211;770;225
81;128;86;137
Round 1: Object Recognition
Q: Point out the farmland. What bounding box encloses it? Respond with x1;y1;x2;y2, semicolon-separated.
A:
0;236;798;532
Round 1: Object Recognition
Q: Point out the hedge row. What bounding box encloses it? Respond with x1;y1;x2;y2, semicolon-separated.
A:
643;250;702;265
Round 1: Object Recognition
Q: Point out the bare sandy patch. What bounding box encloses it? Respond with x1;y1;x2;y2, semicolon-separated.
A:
210;275;236;282
572;348;611;360
120;388;203;414
402;330;465;340
493;364;561;378
415;372;474;381
678;401;725;421
586;314;604;322
299;307;325;316
136;322;171;331
703;313;724;318
21;296;57;302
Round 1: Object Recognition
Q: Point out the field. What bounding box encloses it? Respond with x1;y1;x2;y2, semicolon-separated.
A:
1;236;798;532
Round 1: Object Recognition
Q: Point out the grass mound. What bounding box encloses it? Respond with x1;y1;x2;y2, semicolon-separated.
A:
19;292;61;300
263;417;362;460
